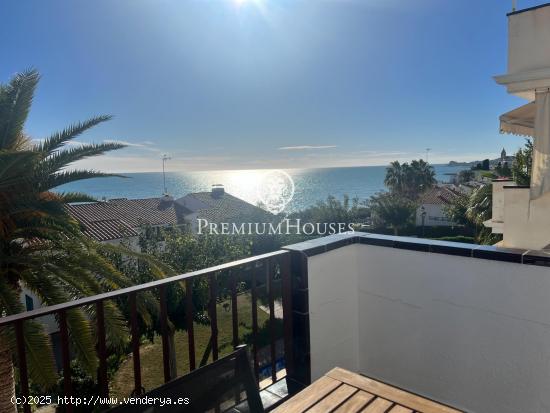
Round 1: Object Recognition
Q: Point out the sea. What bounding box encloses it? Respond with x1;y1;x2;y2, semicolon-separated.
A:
56;165;467;213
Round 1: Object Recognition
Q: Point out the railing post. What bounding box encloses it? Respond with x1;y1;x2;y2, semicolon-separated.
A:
231;270;239;349
185;278;196;371
282;249;311;393
59;310;74;413
267;258;277;383
251;266;259;379
96;301;109;401
15;321;31;413
159;285;172;382
129;292;143;395
209;272;219;361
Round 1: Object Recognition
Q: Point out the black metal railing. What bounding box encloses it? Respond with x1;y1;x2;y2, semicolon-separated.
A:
1;250;294;413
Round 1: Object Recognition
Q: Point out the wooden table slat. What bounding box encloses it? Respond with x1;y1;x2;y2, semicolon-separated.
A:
361;397;393;413
388;406;414;413
272;376;341;413
326;368;461;413
332;391;375;413
306;384;357;413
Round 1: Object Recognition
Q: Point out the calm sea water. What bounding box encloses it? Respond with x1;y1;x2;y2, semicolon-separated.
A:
57;165;467;213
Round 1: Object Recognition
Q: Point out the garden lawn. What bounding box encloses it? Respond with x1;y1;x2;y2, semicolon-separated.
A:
111;293;270;398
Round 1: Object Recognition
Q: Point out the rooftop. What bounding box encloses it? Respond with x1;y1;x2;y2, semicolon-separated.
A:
419;186;461;206
67;190;272;241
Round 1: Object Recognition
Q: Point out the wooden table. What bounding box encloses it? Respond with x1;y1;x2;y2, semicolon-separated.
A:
273;368;462;413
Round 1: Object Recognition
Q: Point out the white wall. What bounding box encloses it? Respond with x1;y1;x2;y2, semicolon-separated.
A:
307;243;550;413
495;4;550;100
508;5;550;77
307;245;360;380
19;286;58;334
415;204;454;227
502;188;550;250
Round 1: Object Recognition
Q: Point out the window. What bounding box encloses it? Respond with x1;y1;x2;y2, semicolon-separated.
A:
25;294;34;311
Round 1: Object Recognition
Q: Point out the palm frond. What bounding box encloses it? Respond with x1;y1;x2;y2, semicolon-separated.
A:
97;242;176;278
35;115;112;154
45;170;125;190
64;308;98;377
22;320;59;388
0;151;39;189
0;277;57;388
20;268;98;377
38;142;126;183
0;69;39;150
57;191;98;204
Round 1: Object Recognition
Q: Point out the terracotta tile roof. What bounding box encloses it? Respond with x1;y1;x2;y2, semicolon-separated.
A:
66;196;182;241
67;191;271;241
184;192;272;222
81;219;139;242
419;186;460;205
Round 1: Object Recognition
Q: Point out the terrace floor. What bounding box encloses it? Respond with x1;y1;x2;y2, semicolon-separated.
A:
273;368;462;413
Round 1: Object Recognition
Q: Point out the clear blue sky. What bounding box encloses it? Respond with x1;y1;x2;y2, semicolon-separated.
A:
0;0;542;172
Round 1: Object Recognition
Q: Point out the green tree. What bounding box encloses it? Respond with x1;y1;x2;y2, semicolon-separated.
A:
512;139;533;186
443;192;471;228
384;161;407;195
384;160;436;199
288;195;370;235
0;69;167;411
369;193;416;235
443;185;499;244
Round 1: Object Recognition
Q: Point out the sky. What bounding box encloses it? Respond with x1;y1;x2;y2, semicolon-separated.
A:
0;0;543;172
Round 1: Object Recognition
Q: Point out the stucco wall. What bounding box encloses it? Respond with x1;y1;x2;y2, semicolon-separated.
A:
307;244;360;380
502;188;550;250
415;204;454;227
307;243;550;413
508;5;550;76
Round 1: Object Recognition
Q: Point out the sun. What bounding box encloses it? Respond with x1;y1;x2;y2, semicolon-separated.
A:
232;0;265;8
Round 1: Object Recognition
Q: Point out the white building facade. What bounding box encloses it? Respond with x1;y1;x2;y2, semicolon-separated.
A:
486;3;550;250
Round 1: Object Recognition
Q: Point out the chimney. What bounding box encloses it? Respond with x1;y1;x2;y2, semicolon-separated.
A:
212;184;225;198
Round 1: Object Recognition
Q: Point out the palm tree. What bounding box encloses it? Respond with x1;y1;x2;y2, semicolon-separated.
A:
0;69;166;411
409;159;436;195
443;184;498;244
384;160;436;199
384;161;406;194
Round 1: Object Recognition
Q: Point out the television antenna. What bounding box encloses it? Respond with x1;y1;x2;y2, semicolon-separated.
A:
512;0;516;12
162;154;171;195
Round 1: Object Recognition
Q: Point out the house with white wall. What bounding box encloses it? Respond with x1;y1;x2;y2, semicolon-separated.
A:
486;2;550;250
415;186;460;227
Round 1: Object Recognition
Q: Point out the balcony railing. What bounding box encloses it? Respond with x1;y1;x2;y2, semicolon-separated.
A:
10;231;550;412
1;249;296;413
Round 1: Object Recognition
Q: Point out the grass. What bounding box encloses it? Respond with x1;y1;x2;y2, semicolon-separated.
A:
110;293;271;398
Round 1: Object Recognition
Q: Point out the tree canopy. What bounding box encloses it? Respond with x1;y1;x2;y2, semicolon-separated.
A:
384;159;436;200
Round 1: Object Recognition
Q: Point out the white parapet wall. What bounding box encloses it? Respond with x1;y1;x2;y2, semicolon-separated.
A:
488;184;550;250
306;242;550;413
307;244;360;379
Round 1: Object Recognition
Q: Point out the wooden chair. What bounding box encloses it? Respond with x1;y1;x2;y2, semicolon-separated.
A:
109;345;264;413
